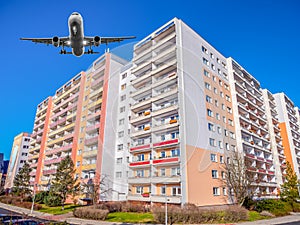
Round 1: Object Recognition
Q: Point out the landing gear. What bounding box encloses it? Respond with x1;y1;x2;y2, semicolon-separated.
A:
60;49;67;54
87;49;94;54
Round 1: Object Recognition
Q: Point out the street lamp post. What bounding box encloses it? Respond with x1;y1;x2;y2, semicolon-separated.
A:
30;184;37;215
164;184;168;225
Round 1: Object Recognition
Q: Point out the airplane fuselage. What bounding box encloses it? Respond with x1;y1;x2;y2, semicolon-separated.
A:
68;13;85;57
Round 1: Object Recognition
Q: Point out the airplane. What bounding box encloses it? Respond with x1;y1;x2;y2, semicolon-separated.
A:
20;12;136;57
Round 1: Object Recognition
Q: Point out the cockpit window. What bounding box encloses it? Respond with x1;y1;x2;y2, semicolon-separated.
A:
72;12;79;15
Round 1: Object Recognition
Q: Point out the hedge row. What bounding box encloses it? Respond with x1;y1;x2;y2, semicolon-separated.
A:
73;207;109;220
152;204;248;224
93;201;150;213
0;196;42;210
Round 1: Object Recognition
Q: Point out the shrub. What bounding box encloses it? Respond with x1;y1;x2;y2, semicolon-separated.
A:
44;194;62;207
73;206;108;220
152;205;248;224
14;201;42;210
254;199;291;216
35;191;49;204
260;210;275;217
122;202;149;213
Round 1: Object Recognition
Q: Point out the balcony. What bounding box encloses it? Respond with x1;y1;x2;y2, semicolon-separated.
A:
131;112;151;125
130;144;151;152
43;169;57;175
53;93;79;112
86;123;100;132
131;98;152;112
153;138;179;148
151;175;180;184
130;128;151;138
152;120;179;133
45;144;73;155
153;157;179;165
128;176;151;184
50;117;66;129
85;136;98;146
83;150;98;158
129;160;150;167
127;194;150;202
88;98;102;109
152;104;178;117
152;87;178;103
151;195;181;204
44;157;64;166
82;164;97;171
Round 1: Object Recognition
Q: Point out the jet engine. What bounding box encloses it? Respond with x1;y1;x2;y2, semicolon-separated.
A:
94;36;101;46
52;36;60;47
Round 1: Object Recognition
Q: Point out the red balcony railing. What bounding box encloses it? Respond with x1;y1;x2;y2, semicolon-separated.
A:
153;139;179;147
130;144;151;152
153;157;179;165
129;161;150;167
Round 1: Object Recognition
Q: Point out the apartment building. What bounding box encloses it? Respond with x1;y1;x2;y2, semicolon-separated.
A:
5;132;31;189
28;53;128;195
227;59;280;198
112;63;133;201
127;18;237;206
274;93;300;177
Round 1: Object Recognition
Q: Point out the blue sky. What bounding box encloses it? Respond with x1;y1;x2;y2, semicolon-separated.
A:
0;0;299;159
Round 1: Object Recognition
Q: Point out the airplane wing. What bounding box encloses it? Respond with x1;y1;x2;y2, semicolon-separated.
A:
84;36;136;46
20;37;71;47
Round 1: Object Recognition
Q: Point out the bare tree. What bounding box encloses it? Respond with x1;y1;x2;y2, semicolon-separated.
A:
81;174;113;204
222;151;256;206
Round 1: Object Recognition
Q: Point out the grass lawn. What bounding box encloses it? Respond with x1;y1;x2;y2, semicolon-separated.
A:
248;211;272;221
38;204;79;215
106;212;154;223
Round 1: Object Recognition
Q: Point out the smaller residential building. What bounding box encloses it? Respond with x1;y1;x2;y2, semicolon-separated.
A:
4;133;31;190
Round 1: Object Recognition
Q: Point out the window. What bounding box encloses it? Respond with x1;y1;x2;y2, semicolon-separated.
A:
171;167;180;176
161;186;166;195
117;144;123;151
224;129;228;136
136;186;143;194
228;119;233;126
205;82;211;90
202;46;208;54
137;154;144;161
121;84;126;90
172;186;181;196
221;104;225;110
220;91;224;97
122;73;127;79
225;95;231;102
216;113;220;120
210;53;214;59
217;58;221;64
217;126;221;134
215;100;219;107
218;69;222;75
161;168;166;176
161;151;166;158
204;69;210;77
171;132;179;139
211;64;215;70
121;95;126;101
207;109;214;117
120;106;125;113
227;107;232;114
211;153;217;162
119;119;125;125
171;149;180;157
213;187;220;196
118;131;124;138
116;172;122;178
116;158;122;164
218;141;223;149
77;149;82;155
137;170;144;177
230;132;235;139
212;76;217;82
206;95;212;103
220;156;224;163
209;138;216;147
212;170;218;178
161;134;165;141
76;161;80;167
208;123;214;131
223;187;227;195
221;171;226;179
224;83;229;90
225;143;230;150
223;116;226;123
203;57;209;66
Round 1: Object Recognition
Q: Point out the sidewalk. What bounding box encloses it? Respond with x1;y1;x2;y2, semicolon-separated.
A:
0;202;299;225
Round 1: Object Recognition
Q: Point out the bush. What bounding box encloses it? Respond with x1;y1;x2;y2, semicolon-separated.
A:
152;204;248;224
73;206;108;220
35;191;49;204
14;201;42;210
93;201;149;213
44;194;62;207
254;199;291;216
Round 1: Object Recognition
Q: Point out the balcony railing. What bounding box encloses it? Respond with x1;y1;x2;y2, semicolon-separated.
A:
44;157;64;166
